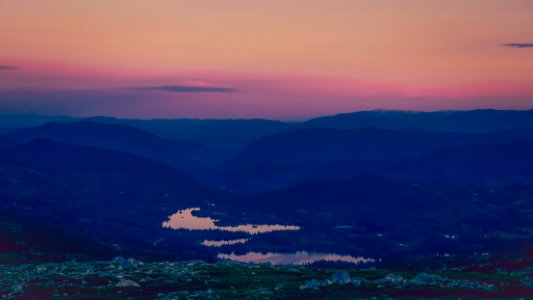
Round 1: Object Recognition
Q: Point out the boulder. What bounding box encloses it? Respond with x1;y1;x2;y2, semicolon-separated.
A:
11;281;24;296
115;279;141;288
409;273;447;286
331;270;351;285
351;278;364;287
299;279;324;290
110;257;143;269
376;274;406;288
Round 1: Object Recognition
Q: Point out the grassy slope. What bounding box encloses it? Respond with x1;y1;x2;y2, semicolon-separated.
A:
1;255;532;299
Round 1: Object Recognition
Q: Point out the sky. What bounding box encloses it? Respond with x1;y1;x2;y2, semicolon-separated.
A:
0;0;532;119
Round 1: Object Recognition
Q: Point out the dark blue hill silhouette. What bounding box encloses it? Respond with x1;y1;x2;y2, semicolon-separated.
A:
388;140;533;183
4;121;228;174
306;140;533;185
0;139;233;260
229;126;533;167
247;174;471;219
0;138;228;203
231;173;533;257
302;139;533;185
305;109;533;132
0;140;531;260
85;117;290;150
4;109;533;150
211;140;533;193
0;137;14;150
0;114;75;129
0;138;195;184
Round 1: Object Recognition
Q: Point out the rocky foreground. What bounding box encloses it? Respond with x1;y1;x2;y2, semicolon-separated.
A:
1;257;532;299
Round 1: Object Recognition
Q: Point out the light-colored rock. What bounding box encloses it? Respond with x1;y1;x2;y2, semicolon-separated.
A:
299;279;323;290
331;270;351;285
110;257;143;269
376;274;406;288
409;273;447;285
115;279;141;288
351;278;363;287
11;281;24;295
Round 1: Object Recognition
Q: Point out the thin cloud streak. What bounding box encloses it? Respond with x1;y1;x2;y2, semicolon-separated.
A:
0;65;20;70
503;43;533;48
129;85;237;93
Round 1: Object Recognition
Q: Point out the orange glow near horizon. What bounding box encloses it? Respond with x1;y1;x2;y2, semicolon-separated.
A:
1;0;532;118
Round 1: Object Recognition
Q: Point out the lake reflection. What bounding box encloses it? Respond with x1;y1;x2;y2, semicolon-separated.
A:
162;208;300;234
202;239;249;247
218;251;376;265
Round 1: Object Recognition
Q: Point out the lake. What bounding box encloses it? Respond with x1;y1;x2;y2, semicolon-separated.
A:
218;251;376;265
162;207;300;234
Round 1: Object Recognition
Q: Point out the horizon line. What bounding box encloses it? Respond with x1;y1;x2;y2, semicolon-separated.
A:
0;108;532;123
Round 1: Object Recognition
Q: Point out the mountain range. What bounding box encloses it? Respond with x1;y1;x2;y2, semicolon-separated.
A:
4;121;228;174
228;126;533;167
0;109;532;265
2;109;533;149
212;139;533;192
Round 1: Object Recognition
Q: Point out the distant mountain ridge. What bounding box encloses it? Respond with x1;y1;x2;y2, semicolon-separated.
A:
0;139;231;260
211;139;533;193
4;115;533;193
1;138;532;261
305;109;533;132
2;109;533;149
4;121;228;174
0;138;194;182
228;126;533;166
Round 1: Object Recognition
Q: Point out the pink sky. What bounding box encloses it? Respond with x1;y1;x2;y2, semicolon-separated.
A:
1;0;532;119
